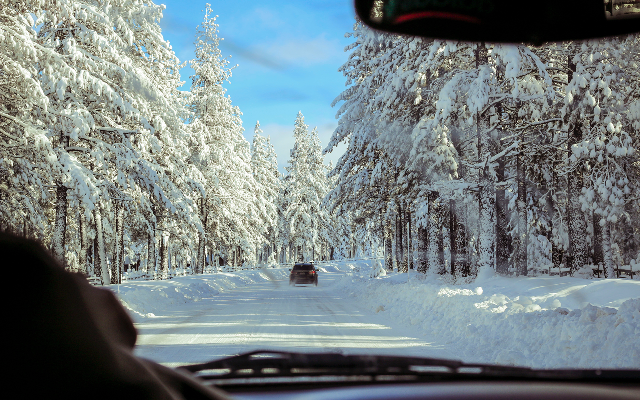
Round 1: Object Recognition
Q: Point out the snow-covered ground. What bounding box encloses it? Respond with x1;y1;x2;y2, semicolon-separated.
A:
335;261;640;369
113;260;640;369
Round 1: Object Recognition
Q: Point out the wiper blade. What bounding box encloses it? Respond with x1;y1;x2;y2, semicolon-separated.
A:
178;350;640;385
179;349;479;376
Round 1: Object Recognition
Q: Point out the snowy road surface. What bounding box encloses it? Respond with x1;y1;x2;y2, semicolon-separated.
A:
133;268;456;367
123;261;639;369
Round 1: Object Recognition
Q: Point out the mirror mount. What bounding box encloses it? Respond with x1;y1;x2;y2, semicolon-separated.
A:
354;0;640;44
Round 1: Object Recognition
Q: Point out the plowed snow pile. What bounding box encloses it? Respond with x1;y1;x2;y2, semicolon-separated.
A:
336;261;640;369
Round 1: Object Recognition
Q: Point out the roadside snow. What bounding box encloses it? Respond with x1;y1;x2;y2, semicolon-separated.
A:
113;268;290;318
335;261;640;369
114;263;362;319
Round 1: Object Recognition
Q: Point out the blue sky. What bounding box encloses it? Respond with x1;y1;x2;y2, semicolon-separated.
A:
157;0;355;171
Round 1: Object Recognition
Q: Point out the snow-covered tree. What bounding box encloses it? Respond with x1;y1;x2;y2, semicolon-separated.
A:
328;17;640;280
251;121;279;264
2;0;204;282
284;112;331;262
189;3;259;270
0;1;58;241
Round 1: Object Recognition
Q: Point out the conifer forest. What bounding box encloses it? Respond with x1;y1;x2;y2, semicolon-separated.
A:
2;1;639;283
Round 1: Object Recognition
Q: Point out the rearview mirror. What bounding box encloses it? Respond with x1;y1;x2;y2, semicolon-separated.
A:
354;0;640;44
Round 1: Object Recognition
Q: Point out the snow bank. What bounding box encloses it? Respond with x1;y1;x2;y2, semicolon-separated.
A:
111;268;289;319
336;262;640;369
315;259;370;273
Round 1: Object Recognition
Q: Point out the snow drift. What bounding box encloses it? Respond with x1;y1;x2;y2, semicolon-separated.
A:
336;262;640;369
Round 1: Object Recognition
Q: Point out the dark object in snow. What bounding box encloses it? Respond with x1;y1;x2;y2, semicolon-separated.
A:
289;263;319;286
2;232;230;400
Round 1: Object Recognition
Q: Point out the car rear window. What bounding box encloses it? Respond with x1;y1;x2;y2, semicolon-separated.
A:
293;264;313;271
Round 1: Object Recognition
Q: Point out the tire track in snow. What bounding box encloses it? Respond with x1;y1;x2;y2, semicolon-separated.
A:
133;270;457;367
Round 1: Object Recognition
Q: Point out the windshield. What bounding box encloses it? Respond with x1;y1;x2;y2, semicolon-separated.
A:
2;0;638;374
293;264;314;270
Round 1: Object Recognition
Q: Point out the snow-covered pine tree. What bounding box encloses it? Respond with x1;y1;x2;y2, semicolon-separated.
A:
251;121;279;264
326;19;411;269
284;112;313;261
283;113;331;262
32;0;201;281
559;36;640;277
307;126;331;260
0;1;58;241
189;3;258;270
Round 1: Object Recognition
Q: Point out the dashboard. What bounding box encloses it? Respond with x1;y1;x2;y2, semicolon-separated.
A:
227;381;640;400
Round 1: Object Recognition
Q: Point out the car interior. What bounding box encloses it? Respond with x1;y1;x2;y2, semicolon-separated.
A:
4;1;640;400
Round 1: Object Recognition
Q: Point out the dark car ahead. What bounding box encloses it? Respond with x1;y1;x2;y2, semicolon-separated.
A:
289;263;318;286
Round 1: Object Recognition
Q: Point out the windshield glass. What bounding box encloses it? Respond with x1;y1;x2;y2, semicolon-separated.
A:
293;264;314;270
2;0;638;373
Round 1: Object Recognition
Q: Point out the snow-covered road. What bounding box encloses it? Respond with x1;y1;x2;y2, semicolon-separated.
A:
121;260;639;369
132;267;456;367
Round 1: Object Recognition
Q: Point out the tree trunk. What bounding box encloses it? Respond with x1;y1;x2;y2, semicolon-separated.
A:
197;198;205;274
566;53;588;275
449;199;457;276
93;237;99;280
397;201;406;272
197;233;204;274
94;207;109;285
52;183;68;267
495;158;510;275
476;42;495;274
112;201;124;284
416;225;428;273
478;174;496;273
159;231;169;279
392;210;398;272
450;198;470;277
427;192;442;274
603;221;614;278
549;165;562;274
78;211;88;276
233;245;237;269
407;208;413;270
622;177;637;266
52;110;71;267
592;211;604;270
566;130;588;274
154;207;167;279
147;230;155;274
91;240;96;276
170;244;175;273
385;218;393;271
515;152;528;276
440;199;449;274
459;204;471;277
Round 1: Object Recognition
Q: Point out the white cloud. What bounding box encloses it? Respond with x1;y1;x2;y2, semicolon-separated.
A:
255;34;343;68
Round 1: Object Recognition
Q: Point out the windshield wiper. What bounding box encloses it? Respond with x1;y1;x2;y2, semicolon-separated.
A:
178;350;640;387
